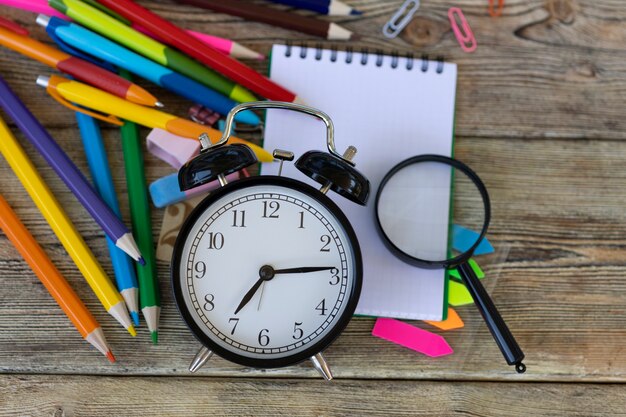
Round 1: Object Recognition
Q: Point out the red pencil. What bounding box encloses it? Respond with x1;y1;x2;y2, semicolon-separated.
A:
95;0;300;103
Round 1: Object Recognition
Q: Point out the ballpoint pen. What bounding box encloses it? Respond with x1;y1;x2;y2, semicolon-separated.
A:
38;74;274;162
0;20;160;107
40;15;260;125
49;0;257;103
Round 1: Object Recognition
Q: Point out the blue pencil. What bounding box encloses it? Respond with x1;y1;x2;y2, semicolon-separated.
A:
39;15;260;126
266;0;361;15
76;113;140;326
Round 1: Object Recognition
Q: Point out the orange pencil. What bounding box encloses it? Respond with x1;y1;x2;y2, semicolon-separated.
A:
0;193;115;362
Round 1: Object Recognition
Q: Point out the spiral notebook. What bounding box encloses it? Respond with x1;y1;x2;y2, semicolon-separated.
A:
262;44;457;320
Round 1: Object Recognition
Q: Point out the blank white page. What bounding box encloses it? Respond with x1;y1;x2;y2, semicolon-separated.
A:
262;45;457;320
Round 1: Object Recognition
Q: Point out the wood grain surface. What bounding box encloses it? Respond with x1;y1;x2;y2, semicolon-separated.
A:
1;0;626;415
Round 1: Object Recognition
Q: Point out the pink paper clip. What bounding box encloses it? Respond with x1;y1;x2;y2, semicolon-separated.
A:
448;7;477;53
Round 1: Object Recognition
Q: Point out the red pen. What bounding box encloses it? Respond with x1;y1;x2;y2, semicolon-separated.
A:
0;21;161;107
96;0;301;103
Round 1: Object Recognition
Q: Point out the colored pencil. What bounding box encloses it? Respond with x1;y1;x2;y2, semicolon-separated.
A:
119;71;160;343
0;111;135;336
0;0;265;59
40;15;260;125
178;0;355;40
266;0;361;16
39;74;273;162
0;75;145;265
95;0;301;102
0;23;160;107
186;31;264;60
49;0;256;103
0;193;115;361
76;113;140;326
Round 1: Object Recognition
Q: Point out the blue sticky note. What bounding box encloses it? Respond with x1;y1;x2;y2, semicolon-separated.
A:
452;224;494;255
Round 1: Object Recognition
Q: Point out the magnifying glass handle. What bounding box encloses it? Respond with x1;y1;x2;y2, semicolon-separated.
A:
457;262;526;373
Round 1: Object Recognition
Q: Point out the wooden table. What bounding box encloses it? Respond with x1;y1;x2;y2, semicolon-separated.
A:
2;0;626;415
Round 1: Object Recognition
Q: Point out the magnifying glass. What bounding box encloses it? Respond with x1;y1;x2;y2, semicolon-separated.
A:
375;154;526;373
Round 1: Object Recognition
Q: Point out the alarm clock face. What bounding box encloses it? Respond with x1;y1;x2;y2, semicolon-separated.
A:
172;176;362;368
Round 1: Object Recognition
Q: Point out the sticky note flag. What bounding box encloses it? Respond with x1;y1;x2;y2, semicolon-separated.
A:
372;318;453;357
452;224;494;255
424;308;464;330
449;281;475;306
449;258;485;280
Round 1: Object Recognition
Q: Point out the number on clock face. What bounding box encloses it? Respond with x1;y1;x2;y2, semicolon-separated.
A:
177;182;357;361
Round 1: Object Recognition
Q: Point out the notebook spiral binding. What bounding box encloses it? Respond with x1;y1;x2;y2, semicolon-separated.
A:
284;42;445;74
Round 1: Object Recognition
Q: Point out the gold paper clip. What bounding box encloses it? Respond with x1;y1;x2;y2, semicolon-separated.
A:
382;0;420;39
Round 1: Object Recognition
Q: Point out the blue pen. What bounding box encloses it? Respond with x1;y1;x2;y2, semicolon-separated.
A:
75;113;140;326
38;15;259;126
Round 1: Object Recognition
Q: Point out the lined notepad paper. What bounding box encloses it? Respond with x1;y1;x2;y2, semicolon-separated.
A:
262;45;457;320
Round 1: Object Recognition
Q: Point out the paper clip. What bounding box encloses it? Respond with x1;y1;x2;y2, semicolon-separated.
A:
382;0;420;39
489;0;504;17
448;7;477;53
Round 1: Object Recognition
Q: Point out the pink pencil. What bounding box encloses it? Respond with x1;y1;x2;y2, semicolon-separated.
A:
0;0;265;60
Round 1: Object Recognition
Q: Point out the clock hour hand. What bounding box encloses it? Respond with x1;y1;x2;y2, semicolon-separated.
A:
234;276;265;315
273;266;336;274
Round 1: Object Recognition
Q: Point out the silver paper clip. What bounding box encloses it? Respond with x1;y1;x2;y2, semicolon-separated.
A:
382;0;420;38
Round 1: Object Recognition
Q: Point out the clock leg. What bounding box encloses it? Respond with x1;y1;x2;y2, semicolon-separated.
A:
310;353;333;381
189;346;213;373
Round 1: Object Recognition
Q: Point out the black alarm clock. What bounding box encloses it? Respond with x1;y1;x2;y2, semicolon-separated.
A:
171;102;370;380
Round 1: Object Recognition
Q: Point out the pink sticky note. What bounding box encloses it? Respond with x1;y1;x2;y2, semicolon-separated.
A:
372;318;453;357
146;128;200;169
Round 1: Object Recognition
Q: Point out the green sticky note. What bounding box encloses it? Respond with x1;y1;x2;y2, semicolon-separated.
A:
449;258;485;280
448;259;485;306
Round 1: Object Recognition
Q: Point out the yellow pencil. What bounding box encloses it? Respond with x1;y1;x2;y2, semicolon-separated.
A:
38;75;273;162
0;115;136;336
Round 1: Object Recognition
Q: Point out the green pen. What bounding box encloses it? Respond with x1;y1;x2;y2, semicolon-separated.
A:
49;0;256;103
118;71;161;344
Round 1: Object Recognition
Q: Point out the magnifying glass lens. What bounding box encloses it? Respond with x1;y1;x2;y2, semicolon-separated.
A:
376;159;487;264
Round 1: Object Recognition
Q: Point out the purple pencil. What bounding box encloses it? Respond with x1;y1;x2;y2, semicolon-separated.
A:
0;75;144;264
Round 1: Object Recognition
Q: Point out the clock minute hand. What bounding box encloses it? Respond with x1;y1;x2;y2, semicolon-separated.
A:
273;266;336;274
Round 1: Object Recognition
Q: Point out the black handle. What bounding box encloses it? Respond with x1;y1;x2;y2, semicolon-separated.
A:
457;262;526;373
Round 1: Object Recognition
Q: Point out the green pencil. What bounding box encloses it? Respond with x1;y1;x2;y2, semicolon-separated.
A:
119;71;160;344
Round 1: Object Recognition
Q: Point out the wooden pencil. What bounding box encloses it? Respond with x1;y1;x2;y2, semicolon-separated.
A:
0;193;115;362
178;0;355;40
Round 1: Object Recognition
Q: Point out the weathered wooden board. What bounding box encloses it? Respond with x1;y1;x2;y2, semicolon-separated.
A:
0;0;625;410
2;375;626;417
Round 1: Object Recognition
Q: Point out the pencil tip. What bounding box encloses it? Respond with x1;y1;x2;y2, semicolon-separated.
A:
151;331;158;344
138;257;146;266
127;325;137;337
131;311;140;326
106;351;116;363
155;101;164;108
